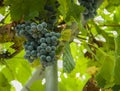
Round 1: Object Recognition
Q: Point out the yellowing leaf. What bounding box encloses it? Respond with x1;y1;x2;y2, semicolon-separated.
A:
86;66;98;75
61;29;72;41
31;59;40;67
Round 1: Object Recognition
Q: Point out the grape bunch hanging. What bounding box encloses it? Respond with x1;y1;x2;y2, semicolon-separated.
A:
15;21;61;66
78;0;97;20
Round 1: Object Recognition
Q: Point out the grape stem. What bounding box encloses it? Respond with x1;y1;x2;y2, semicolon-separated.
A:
21;66;45;91
45;61;58;91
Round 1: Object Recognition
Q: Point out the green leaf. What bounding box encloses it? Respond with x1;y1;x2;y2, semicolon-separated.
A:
0;72;11;91
30;80;44;91
4;0;46;21
95;54;115;88
63;42;75;73
114;35;120;85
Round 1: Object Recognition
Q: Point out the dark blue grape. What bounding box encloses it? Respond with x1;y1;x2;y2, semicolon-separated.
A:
39;38;46;43
31;22;37;26
51;36;57;42
55;33;61;38
31;50;37;56
49;51;55;57
46;56;52;62
51;46;56;50
26;50;31;56
28;45;34;50
40;43;47;48
40;55;46;61
40;49;46;55
37;24;43;31
46;37;51;44
46;46;51;52
45;33;50;37
42;22;47;27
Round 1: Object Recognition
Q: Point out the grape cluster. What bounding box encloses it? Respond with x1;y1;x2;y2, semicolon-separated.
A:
78;0;97;20
15;21;61;66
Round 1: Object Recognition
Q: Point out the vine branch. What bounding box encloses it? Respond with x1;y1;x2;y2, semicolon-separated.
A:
21;66;45;91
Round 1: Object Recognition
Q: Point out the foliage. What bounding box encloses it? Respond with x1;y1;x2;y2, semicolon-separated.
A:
0;0;120;91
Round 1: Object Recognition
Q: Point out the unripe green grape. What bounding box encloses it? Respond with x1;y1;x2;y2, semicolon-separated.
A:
46;56;52;62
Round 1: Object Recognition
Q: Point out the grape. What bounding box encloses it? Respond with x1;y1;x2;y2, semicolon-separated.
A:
32;33;38;38
30;41;36;46
28;45;33;50
39;38;46;43
31;22;37;26
40;43;47;48
40;49;46;55
51;36;57;42
49;51;55;57
78;0;97;20
37;24;43;31
15;21;61;65
37;46;41;51
46;56;52;62
51;46;56;50
40;55;46;61
41;28;47;34
46;46;52;52
31;50;37;56
26;50;31;56
45;33;50;37
25;26;31;31
41;22;47;28
55;33;61;38
50;32;55;36
19;29;25;35
21;24;25;28
46;37;51;44
37;53;41;57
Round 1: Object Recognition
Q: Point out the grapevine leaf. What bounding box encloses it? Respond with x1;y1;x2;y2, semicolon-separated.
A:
4;0;46;20
114;35;120;85
63;42;75;73
61;29;72;41
0;72;11;91
30;80;44;91
112;85;120;91
95;54;115;88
